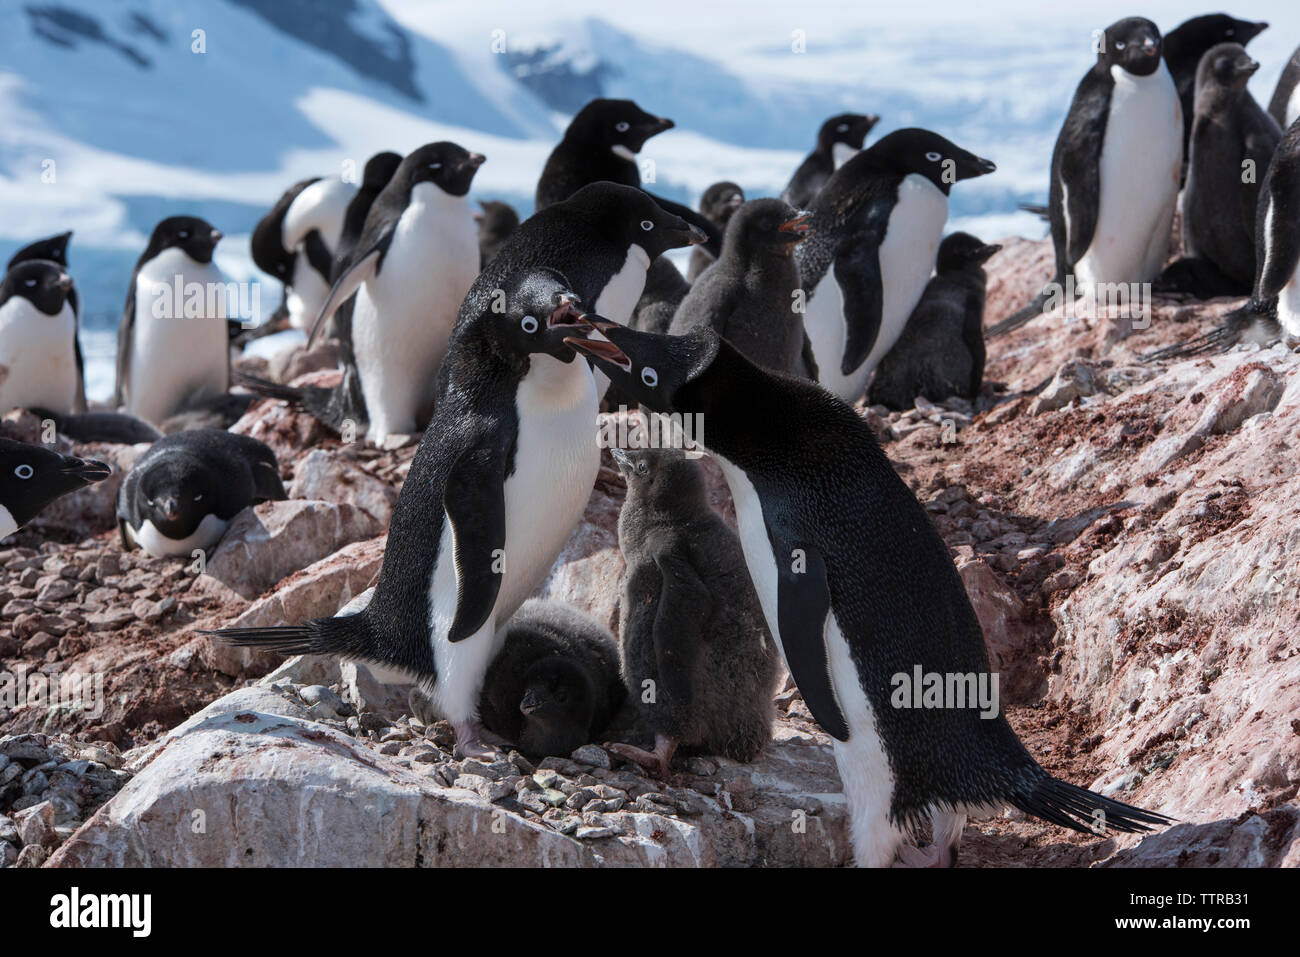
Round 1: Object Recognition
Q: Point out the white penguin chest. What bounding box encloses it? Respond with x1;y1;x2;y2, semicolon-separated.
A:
127;513;230;558
1076;65;1182;287
0;299;77;414
283;176;355;253
1286;85;1300;131
287;253;331;331
0;505;17;541
593;244;650;323
1261;197;1300;339
832;142;859;170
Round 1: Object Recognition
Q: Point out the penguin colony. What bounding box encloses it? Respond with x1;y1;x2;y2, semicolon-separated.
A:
15;10;1300;867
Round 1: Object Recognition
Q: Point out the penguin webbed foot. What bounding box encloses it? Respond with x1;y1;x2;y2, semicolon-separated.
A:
892;842;958;868
605;733;678;779
453;720;511;760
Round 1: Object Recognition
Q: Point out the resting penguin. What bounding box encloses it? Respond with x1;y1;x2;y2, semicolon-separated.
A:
797;128;995;403
0;260;79;416
114;216;231;427
782;111;881;210
117;429;286;559
867;232;999;411
0;438;110;541
989;17;1183;337
211;268;609;759
7;231;86;412
332;152;403;283
687;181;745;282
1163;43;1281;297
310;142;484;444
669;198;817;380
606;447;779;777
567;318;1171;867
1268;44;1300;130
1162;13;1268;174
475;200;520;269
471;599;626;761
1143;116;1300;361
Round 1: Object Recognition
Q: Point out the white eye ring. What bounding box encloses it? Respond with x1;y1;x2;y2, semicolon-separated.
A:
194;494;203;502
428;162;441;170
636;461;648;474
641;367;658;387
24;279;36;287
837;124;849;132
925;151;942;162
146;499;154;507
640;220;654;231
177;230;189;238
1115;40;1125;50
615;121;630;132
15;464;33;479
521;315;539;334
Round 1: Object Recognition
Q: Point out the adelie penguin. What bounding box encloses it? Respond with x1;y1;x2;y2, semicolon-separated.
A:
797;128;995;403
606;447;779;778
114;215;231;427
211;269;609;760
566;318;1171;867
117;429;286;559
670;198;818;380
331;151;403;282
686;181;744;282
782;111;881;210
1161;42;1281;298
990;18;1183;338
0;438;110;542
7;231;86;412
868;232;999;411
0;259;79;417
475;200;519;269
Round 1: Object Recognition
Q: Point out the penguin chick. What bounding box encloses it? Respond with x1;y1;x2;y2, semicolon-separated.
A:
476;599;626;760
867;233;999;411
687;181;745;282
475;200;520;269
608;446;779;777
669;198;817;380
0;437;110;541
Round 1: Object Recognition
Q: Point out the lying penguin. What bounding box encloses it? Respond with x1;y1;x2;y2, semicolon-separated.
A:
0;438;110;541
117;429;285;558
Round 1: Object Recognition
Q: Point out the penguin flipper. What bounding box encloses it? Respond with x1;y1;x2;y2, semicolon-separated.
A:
308;246;380;347
833;240;884;376
771;538;850;741
1057;92;1105;267
73;330;87;413
649;547;714;724
113;281;136;408
444;443;508;644
250;459;288;503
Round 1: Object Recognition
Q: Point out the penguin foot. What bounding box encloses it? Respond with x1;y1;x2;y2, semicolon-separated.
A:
606;734;678;779
892;843;958;868
453;722;507;760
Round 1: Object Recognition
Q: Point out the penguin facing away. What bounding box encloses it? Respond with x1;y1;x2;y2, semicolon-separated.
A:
607;446;779;778
475;199;520;269
0;437;110;541
332;151;404;281
7;231;87;412
250;177;330;331
117;429;286;559
782;111;881;210
114;215;230;427
473;599;626;761
867;232;999;411
211;268;610;760
1268;43;1300;130
990;17;1183;337
670;198;817;380
686;181;745;282
567;318;1171;867
0;260;79;416
796;128;995;403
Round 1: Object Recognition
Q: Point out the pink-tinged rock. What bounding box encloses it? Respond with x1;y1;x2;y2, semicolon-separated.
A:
288;448;398;527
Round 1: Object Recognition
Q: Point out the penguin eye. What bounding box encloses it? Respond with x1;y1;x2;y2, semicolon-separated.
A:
520;315;539;334
24;278;36;287
925;151;942;162
428;162;442;171
177;230;189;239
636;462;648;475
193;493;203;502
146;499;154;507
14;464;33;480
615;121;630;133
640;220;654;231
1115;40;1126;50
641;366;658;387
837;124;849;132
1225;28;1234;36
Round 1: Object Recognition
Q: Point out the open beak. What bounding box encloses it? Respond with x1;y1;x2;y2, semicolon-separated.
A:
564;333;631;371
547;296;590;330
779;213;813;238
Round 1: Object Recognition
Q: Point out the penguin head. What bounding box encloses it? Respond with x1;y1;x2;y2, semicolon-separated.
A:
1198;42;1260;94
1164;14;1267;65
361;151;402;192
145;216;222;266
936;232;1002;273
565;319;719;416
1100;17;1164;77
699;182;745;229
403;142;485;198
860;129;996;196
474;200;519;241
483;267;597;363
724;198;812;259
519;658;596;724
0;438;110;529
7;231;72;272
131;452;219;540
610;447;706;507
0;259;74;316
566;98;675;160
818;112;880;152
566;182;708;260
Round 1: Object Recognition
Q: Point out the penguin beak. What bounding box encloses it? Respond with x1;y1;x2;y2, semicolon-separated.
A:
159;497;180;522
547;296;590;330
520;688;544;715
60;457;111;486
1236;57;1261;77
684;224;709;246
726;193;744;209
564;325;632;371
209;228;223;244
778;213;813;238
653;117;675;134
609;448;632;472
1140;36;1159;57
56;273;73;290
464;153;487;170
978;244;1003;260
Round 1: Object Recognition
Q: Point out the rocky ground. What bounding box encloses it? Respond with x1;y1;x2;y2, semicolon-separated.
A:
2;234;1298;867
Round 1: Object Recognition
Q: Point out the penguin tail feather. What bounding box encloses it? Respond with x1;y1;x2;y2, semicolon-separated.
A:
1140;302;1268;363
232;371;305;404
1009;774;1173;836
233;371;347;433
986;289;1053;339
202;616;367;659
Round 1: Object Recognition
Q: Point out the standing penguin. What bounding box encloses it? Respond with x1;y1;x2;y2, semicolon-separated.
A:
212;269;609;759
628;258;691;336
114;216;230;426
797;128;995;403
867;233;999;411
1169;43;1281;296
333;152;404;281
311;142;484;443
568;318;1172;867
782;112;881;210
0;260;79;416
686;181;745;282
7;231;86;412
990;18;1183;337
1268;44;1300;130
0;439;110;541
475;200;520;269
606;447;779;777
670;198;817;380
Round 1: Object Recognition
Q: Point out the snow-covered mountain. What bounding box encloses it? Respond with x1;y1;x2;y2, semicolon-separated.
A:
2;0;1298;399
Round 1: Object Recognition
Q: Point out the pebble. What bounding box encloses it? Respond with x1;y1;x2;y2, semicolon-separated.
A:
569;745;611;769
574;825;617;840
